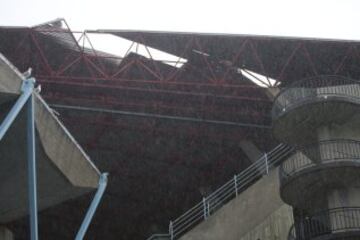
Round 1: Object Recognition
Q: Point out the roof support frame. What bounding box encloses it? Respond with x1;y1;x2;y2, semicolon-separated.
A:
75;173;108;240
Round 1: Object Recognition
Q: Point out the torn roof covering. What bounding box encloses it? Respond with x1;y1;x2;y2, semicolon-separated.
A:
20;18;360;87
0;53;100;222
101;30;360;84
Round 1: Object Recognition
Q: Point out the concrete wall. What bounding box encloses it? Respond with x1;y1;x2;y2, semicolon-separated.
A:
0;227;13;240
179;168;293;240
328;187;360;209
316;110;360;212
317;113;360;141
239;204;293;240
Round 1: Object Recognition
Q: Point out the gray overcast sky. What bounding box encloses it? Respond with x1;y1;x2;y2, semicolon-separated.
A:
1;0;360;40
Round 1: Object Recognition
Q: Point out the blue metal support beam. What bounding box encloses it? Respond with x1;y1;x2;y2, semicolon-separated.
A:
0;78;35;141
75;173;109;240
0;77;106;240
27;87;38;240
0;78;38;240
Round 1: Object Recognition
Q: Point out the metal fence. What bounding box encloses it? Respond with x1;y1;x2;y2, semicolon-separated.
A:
288;207;360;240
280;139;360;184
147;143;294;240
272;75;360;120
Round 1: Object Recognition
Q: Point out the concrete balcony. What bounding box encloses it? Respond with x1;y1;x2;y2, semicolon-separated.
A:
272;76;360;145
279;140;360;208
288;207;360;240
0;54;101;223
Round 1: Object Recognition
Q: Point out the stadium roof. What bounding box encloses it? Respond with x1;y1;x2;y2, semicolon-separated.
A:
1;18;360;239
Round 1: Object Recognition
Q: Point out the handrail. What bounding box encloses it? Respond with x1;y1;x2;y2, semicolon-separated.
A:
147;143;294;240
272;75;360;120
280;139;360;184
290;207;360;240
146;234;170;240
274;75;360;99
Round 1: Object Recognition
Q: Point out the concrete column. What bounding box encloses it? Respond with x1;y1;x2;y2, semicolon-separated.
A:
317;126;331;141
265;87;280;100
239;140;265;173
308;126;332;164
239;140;262;163
0;227;13;240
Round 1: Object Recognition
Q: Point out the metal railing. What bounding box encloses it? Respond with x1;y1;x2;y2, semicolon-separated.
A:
289;207;360;240
280;139;360;184
146;234;170;240
272;75;360;121
147;143;294;240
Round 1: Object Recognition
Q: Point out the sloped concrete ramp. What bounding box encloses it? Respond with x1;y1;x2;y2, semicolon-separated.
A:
0;54;100;223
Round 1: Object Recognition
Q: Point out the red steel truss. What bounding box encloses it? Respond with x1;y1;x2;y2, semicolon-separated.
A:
0;19;276;145
2;18;360;239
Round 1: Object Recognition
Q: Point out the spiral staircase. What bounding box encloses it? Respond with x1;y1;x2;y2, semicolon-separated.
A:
273;75;360;240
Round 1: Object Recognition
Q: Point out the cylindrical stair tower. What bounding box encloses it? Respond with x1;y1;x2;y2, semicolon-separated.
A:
272;75;360;240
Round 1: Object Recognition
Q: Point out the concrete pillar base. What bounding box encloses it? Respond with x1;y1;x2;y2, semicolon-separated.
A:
0;227;13;240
